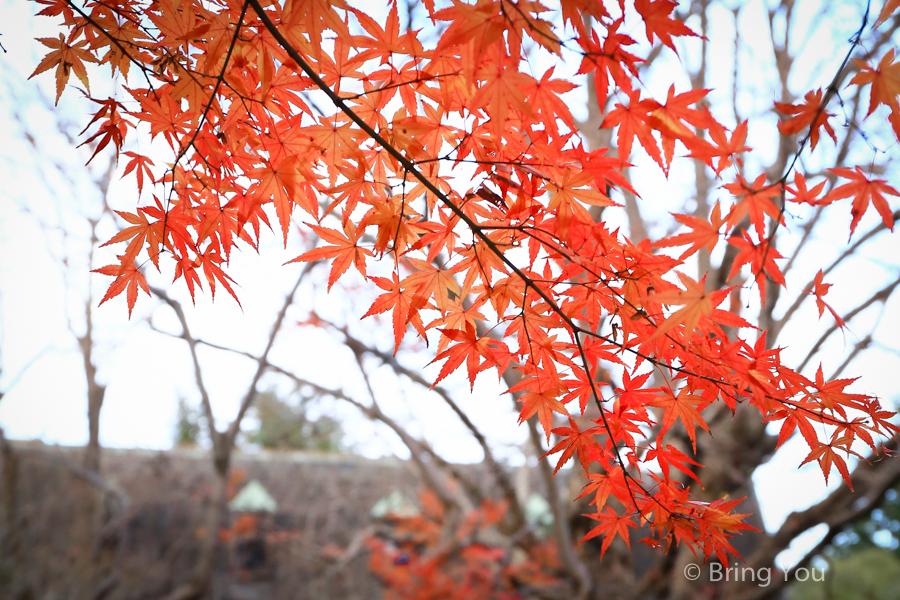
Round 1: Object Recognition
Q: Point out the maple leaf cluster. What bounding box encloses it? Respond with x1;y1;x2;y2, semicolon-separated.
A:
31;0;900;566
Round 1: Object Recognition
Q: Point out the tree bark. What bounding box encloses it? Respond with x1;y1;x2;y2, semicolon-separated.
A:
83;373;106;473
161;446;230;600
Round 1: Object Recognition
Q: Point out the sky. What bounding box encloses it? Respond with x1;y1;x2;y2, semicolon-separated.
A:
0;0;898;571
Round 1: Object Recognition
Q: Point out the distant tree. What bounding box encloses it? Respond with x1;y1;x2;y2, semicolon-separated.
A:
830;486;900;559
173;397;201;447
248;388;343;452
784;488;900;600
788;548;900;600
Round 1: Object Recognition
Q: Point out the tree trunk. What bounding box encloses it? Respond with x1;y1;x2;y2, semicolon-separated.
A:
162;445;230;600
80;327;107;474
84;383;106;473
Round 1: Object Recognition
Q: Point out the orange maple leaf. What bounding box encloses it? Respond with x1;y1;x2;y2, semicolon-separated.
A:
723;174;783;240
470;53;535;136
655;201;725;259
602;90;662;170
644;85;713;170
94;258;150;318
29;34;96;104
648;386;710;452
510;367;570;442
288;221;372;290
580;508;637;558
785;172;830;206
576;467;627;512
576;18;642;108
800;437;856;490
851;49;900;117
430;323;507;389
808;269;844;327
122;152;156;195
363;272;427;353
828;166;898;235
250;155;305;246
633;0;698;53
726;231;785;306
545;169;616;240
521;66;578;137
195;248;241;306
541;417;602;475
646;444;703;485
688;117;750;175
644;272;730;343
875;0;900;28
402;258;462;315
101;209;163;266
774;89;836;150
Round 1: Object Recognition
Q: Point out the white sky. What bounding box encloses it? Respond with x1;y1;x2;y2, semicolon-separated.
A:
0;0;898;571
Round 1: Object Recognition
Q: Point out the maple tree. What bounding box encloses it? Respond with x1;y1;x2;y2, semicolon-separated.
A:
24;0;900;598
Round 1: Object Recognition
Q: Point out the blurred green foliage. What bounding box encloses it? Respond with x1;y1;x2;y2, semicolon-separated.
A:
831;488;900;559
788;548;900;600
789;487;900;599
174;397;201;447
247;389;343;452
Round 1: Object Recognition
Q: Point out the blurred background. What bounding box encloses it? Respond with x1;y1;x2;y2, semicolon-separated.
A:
1;0;899;599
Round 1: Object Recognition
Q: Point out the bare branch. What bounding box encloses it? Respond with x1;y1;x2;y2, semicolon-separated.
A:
331;324;526;528
772;212;898;343
150;286;219;440
740;439;900;600
225;265;310;444
349;350;462;510
797;274;900;373
831;333;873;379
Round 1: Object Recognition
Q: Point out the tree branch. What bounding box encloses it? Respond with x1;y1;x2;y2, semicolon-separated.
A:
797;274;900;372
329;324;526;529
150;286;219;441
740;439;900;600
772;212;898;343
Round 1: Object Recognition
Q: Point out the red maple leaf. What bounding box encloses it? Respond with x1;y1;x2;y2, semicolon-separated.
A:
633;0;699;53
775;89;836;150
541;417;602;475
580;508;638;558
288;221;372;290
808;269;844;327
828;167;898;235
94;257;150;317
